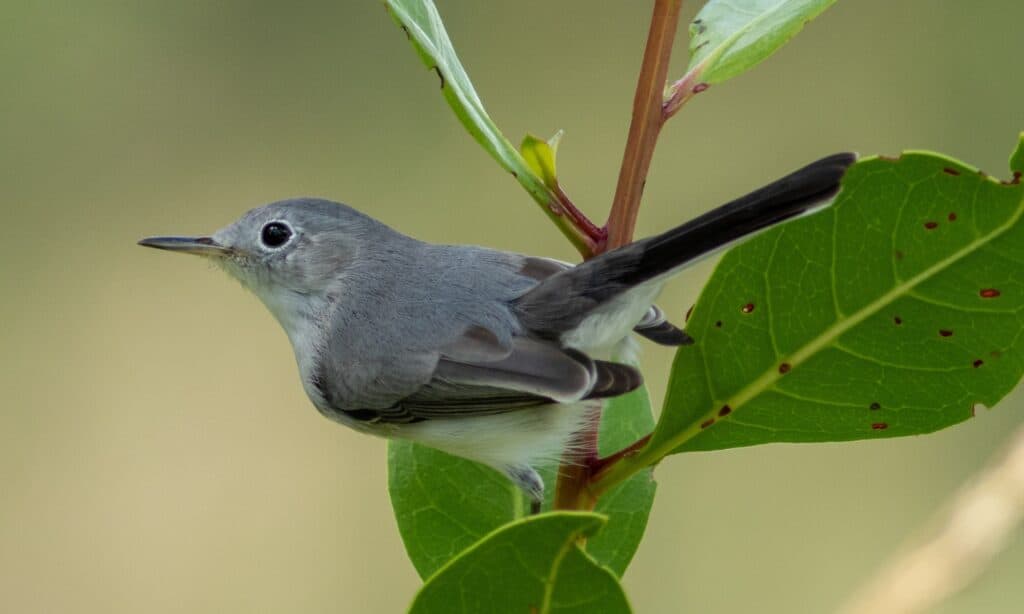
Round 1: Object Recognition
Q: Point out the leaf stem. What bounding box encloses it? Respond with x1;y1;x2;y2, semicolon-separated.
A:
551;187;605;257
591;434;651;476
589;438;664;499
605;0;683;250
662;60;710;120
554;0;683;511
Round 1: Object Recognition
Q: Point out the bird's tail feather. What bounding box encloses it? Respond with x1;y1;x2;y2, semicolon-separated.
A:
607;151;856;288
513;153;856;338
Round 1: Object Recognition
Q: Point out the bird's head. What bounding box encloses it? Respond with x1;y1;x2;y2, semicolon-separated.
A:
139;198;389;331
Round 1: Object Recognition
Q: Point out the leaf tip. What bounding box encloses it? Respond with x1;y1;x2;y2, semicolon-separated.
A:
1009;132;1024;176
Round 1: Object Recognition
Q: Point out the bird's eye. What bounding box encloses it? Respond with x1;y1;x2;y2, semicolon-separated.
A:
260;222;293;248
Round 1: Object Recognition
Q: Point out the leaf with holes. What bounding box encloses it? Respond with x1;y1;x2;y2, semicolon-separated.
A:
383;0;591;253
685;0;837;85
388;379;657;578
408;512;630;614
640;135;1024;459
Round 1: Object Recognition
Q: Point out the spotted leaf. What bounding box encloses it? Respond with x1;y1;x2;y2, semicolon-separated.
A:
647;135;1024;456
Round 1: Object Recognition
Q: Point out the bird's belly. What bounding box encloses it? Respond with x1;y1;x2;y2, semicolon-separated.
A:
393;401;598;472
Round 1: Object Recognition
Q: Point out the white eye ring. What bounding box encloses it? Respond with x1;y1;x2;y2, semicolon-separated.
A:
260;221;294;249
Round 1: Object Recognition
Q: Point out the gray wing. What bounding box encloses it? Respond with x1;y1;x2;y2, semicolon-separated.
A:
339;325;642;425
313;244;649;426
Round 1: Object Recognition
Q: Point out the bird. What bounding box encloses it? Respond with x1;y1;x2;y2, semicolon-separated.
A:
139;152;855;510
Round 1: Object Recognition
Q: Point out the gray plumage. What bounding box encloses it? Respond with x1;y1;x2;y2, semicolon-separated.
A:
139;152;856;505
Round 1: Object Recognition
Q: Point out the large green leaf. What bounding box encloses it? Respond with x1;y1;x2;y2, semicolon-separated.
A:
685;0;837;85
382;0;592;253
641;137;1024;459
409;513;630;614
388;384;657;578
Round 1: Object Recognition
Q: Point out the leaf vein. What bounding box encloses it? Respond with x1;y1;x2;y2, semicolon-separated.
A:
833;342;969;372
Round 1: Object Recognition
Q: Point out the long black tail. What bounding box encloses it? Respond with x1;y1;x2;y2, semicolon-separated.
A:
607;152;856;289
514;152;857;337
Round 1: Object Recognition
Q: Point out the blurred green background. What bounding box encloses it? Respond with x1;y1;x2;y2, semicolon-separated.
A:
2;1;1022;612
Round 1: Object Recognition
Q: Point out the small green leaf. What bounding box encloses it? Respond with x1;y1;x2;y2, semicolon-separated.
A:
542;548;631;614
390;342;656;579
587;372;656;576
646;136;1024;458
686;0;838;85
1010;132;1024;175
388;384;656;578
383;0;525;175
383;0;593;254
520;131;564;190
387;441;525;579
409;513;631;614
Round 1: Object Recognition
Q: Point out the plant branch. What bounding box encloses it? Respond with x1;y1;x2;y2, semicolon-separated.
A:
553;0;683;511
605;0;683;250
839;424;1024;614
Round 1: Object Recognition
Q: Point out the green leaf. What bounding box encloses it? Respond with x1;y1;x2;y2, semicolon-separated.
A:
387;441;525;579
520;131;563;190
646;136;1024;458
409;512;631;614
686;0;838;85
388;383;657;578
390;339;656;579
587;372;657;576
598;356;656;457
1010;131;1024;175
383;0;593;254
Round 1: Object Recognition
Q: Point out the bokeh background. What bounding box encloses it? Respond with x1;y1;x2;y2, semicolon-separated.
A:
3;1;1023;612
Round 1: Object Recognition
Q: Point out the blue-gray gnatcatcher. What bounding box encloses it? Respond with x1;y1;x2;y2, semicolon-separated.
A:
140;153;854;507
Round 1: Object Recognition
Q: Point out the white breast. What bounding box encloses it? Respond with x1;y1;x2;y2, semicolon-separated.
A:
396;400;600;472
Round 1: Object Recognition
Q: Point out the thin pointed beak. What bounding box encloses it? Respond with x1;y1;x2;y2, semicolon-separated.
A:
137;236;230;256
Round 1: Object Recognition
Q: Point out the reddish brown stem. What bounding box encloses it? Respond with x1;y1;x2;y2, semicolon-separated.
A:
663;67;710;120
553;434;653;511
553;0;683;511
555;187;607;248
591;434;652;477
605;0;683;250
